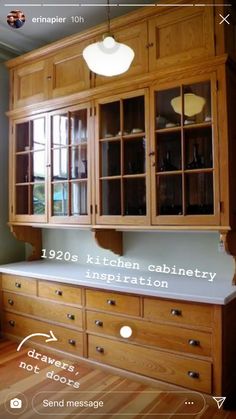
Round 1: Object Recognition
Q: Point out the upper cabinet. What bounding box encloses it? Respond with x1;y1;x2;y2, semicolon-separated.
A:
8;4;216;111
148;7;214;71
12;60;49;109
7;1;236;249
11;115;48;223
95;90;150;225
150;75;219;226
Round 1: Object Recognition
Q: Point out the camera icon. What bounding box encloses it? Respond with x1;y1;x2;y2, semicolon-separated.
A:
10;398;22;409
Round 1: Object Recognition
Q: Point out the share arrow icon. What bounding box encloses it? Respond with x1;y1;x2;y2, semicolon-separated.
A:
212;397;226;409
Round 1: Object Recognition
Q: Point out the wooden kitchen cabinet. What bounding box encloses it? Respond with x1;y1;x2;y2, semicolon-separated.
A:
150;74;219;225
11;60;49;109
148;6;214;72
10;114;48;223
95;90;150;225
6;1;236;259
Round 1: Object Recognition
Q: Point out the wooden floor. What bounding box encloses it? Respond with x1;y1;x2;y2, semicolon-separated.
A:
0;338;235;419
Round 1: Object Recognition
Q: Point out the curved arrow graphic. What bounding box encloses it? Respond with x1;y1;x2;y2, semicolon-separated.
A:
17;330;58;351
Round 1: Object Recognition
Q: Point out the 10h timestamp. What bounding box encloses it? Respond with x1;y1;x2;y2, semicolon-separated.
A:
41;249;79;262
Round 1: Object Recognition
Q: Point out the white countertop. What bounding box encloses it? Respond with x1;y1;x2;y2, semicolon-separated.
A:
0;260;236;305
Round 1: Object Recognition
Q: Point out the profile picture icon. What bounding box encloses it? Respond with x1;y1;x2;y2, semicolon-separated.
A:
7;10;25;29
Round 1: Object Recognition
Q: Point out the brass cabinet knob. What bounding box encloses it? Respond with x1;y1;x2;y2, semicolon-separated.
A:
55;290;63;296
171;309;182;316
8;299;14;305
15;282;21;288
96;346;104;353
68;339;76;346
67;314;75;320
107;299;115;306
188;371;199;379
188;339;200;347
95;320;103;327
9;320;15;327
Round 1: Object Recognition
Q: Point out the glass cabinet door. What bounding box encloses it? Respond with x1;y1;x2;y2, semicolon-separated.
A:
14;116;47;221
96;91;148;224
50;106;90;223
152;78;219;225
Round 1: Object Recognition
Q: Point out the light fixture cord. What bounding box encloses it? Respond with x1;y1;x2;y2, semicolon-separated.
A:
107;0;111;35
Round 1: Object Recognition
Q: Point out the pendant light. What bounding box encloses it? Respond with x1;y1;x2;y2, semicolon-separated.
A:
82;0;135;77
171;93;206;117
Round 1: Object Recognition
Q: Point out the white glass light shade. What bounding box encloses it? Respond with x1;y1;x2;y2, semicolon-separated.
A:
83;36;135;77
171;93;206;117
120;325;132;339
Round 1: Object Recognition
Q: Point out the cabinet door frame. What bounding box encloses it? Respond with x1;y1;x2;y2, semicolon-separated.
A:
95;88;151;226
48;102;93;225
11;114;48;223
150;72;220;226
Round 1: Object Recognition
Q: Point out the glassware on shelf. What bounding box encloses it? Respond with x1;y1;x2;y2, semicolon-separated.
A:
187;143;204;169
160;150;178;172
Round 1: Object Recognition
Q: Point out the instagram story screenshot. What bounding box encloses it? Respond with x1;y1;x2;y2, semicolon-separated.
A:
0;0;236;418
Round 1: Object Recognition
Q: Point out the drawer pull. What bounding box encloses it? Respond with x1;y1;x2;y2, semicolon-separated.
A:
8;299;14;306
188;339;200;347
107;299;116;306
95;320;103;327
68;339;76;346
96;346;104;353
9;320;15;327
15;282;21;288
120;325;132;338
67;314;75;320
188;371;199;379
171;309;182;316
55;290;63;296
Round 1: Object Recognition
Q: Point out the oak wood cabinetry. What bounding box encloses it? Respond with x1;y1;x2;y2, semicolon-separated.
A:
6;1;236;259
1;273;236;403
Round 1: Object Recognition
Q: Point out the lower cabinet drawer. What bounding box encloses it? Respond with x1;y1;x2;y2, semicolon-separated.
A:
88;335;212;393
85;289;140;316
1;274;37;295
38;281;82;305
2;292;83;328
86;310;211;357
144;298;213;328
2;312;83;356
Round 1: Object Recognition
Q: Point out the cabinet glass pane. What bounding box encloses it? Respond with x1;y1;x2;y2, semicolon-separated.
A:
16;186;28;214
71;146;87;179
16;154;29;183
124;138;145;175
183;81;211;124
71;110;87;144
123;96;144;134
124;178;146;215
186;173;213;214
100;101;120;139
101;141;120;177
156;88;181;129
71;182;87;215
101;179;121;215
53;148;68;180
52;183;68;216
52;114;68;146
157;175;182;215
32;118;45;150
33;184;45;214
16;122;30;152
32;151;45;181
185;127;212;169
157;132;181;172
